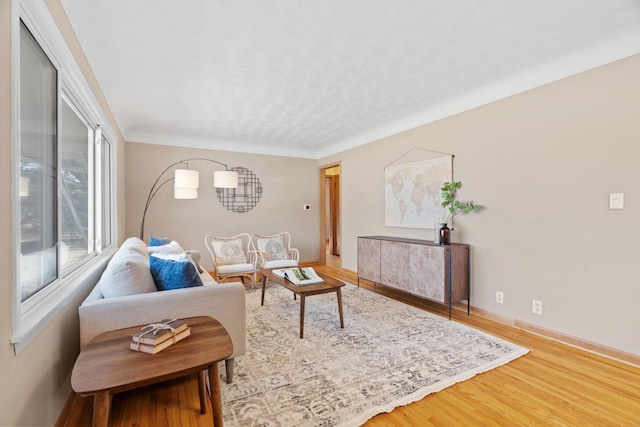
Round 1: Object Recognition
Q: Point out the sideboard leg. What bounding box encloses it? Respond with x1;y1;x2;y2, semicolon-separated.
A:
466;246;471;316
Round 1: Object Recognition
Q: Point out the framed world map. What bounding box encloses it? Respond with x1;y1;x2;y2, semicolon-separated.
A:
384;156;452;228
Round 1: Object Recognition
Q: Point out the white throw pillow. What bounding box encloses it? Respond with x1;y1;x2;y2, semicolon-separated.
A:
147;240;185;255
151;252;189;262
256;236;289;260
152;252;206;274
210;238;248;266
99;248;157;298
119;237;149;257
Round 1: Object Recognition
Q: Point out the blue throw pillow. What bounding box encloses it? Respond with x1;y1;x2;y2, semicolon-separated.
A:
150;255;204;291
149;236;171;246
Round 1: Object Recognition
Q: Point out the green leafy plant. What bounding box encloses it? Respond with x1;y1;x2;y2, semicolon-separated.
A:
440;181;482;225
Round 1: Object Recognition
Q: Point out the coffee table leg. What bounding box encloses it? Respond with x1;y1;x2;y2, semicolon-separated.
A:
209;363;224;427
300;295;305;338
261;275;267;306
93;391;109;427
198;370;207;414
337;288;344;329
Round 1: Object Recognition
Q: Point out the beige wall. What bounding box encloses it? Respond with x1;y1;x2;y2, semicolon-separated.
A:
1;0;638;424
0;0;16;423
125;143;321;270
320;54;640;356
0;1;126;425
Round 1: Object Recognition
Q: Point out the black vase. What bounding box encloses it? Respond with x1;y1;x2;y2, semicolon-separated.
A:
439;223;450;245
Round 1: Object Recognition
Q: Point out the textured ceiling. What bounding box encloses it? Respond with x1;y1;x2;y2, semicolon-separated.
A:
59;0;640;158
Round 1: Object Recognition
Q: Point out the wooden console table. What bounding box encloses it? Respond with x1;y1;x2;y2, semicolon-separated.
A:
357;236;470;319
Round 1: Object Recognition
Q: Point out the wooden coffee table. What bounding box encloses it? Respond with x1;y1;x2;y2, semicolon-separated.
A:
71;316;232;427
260;268;345;338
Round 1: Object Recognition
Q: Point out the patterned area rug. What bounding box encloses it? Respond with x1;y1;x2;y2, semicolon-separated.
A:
221;283;528;426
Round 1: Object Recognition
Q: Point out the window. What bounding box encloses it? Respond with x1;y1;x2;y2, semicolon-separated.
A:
60;96;93;269
98;130;113;250
12;7;116;351
19;21;58;302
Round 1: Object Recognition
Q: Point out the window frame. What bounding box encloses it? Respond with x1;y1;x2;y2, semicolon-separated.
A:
59;90;96;272
96;126;113;252
11;1;118;353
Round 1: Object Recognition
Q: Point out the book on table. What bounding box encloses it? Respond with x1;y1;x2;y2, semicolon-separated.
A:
131;318;188;345
273;267;325;285
129;327;191;354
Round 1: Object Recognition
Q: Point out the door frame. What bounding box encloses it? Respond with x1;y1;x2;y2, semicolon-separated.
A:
319;162;341;266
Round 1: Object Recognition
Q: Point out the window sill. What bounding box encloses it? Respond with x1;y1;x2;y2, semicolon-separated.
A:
11;248;116;354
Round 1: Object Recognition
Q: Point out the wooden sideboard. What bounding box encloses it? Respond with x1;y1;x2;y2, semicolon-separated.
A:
357;236;470;319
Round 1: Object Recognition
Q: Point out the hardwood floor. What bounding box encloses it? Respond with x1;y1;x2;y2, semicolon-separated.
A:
57;265;640;427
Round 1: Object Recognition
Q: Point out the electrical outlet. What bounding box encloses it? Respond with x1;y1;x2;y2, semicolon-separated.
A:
532;300;543;315
496;291;504;304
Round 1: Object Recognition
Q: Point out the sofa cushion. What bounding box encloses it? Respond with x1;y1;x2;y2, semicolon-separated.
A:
255;235;289;260
149;236;171;246
98;248;157;298
150;255;204;291
120;237;149;257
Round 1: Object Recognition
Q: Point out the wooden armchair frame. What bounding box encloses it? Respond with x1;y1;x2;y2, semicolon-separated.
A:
205;233;258;284
251;232;300;269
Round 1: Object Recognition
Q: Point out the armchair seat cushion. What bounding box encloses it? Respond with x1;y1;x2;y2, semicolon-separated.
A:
263;259;299;269
217;263;256;274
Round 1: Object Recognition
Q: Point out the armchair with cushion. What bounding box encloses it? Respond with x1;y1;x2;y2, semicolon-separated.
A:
205;233;258;284
251;232;299;269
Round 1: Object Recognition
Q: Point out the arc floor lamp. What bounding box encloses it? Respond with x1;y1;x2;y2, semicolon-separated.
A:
139;157;238;240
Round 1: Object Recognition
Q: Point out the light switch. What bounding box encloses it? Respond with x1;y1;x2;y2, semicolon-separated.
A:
609;193;624;210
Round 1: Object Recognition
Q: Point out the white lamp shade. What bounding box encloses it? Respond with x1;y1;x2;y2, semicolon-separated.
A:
174;169;199;188
174;186;198;199
214;170;238;188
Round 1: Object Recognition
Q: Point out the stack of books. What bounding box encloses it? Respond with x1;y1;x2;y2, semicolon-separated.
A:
273;267;325;285
129;319;191;354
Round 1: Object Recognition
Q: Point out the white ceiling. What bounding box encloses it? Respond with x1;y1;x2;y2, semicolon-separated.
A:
59;0;640;159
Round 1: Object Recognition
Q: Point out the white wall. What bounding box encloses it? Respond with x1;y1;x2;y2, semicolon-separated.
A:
320;54;640;356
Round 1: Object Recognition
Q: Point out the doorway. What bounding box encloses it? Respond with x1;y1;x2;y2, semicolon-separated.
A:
319;164;341;268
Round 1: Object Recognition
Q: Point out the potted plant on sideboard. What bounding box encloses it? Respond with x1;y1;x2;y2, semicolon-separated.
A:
438;181;482;245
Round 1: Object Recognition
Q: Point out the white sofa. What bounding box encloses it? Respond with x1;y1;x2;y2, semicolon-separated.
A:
78;237;246;383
